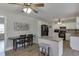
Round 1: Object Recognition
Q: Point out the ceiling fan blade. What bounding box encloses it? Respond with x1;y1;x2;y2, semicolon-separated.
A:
31;3;44;7
33;9;38;13
8;3;25;7
31;7;38;13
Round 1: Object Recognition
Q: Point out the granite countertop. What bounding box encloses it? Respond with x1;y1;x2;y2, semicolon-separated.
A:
71;34;79;37
70;32;79;37
39;36;63;42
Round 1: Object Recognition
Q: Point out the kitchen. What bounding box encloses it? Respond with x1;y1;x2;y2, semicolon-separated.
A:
38;17;79;56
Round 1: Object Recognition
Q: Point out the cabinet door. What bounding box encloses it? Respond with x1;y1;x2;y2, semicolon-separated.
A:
76;17;79;29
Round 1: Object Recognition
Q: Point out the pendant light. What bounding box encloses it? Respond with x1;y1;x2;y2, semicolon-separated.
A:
57;18;62;25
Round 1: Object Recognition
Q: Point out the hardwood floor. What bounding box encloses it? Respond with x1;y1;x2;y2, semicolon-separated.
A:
5;40;79;56
5;44;39;56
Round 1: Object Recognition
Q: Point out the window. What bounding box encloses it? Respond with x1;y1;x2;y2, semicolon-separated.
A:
0;24;4;33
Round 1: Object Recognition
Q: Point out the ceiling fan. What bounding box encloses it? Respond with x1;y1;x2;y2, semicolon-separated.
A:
9;3;44;13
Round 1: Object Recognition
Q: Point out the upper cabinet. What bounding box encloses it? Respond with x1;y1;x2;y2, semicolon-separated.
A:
76;17;79;29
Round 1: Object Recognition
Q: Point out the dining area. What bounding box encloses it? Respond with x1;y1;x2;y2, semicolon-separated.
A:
8;34;34;50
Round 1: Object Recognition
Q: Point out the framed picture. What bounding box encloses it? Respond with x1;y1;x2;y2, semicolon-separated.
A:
14;22;29;31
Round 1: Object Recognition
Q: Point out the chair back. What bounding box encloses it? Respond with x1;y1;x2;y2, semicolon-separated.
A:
20;35;26;39
27;34;33;39
28;34;33;37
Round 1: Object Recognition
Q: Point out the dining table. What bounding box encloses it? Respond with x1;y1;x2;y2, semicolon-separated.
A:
8;36;23;50
8;35;33;50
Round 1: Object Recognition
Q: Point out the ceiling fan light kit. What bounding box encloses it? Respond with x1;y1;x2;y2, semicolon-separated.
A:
23;8;27;13
23;8;32;14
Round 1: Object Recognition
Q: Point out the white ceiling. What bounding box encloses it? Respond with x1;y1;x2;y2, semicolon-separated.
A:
0;3;79;22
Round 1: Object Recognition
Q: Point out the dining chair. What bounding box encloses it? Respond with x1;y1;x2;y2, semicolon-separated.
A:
25;34;33;46
16;35;26;49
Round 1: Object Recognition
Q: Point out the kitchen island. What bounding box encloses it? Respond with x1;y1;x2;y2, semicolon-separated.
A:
38;36;63;56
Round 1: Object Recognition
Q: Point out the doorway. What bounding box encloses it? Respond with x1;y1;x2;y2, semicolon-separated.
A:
0;16;5;56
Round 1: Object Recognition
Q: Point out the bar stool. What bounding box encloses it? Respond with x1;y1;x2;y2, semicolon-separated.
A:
39;43;50;56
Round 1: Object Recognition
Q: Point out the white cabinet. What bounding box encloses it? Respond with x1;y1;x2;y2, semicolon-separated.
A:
70;36;79;51
76;17;79;29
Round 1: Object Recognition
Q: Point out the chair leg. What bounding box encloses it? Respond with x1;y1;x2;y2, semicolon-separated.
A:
24;43;25;48
47;47;50;56
15;42;17;50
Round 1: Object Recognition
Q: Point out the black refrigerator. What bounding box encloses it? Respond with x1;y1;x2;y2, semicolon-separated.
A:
41;24;49;36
